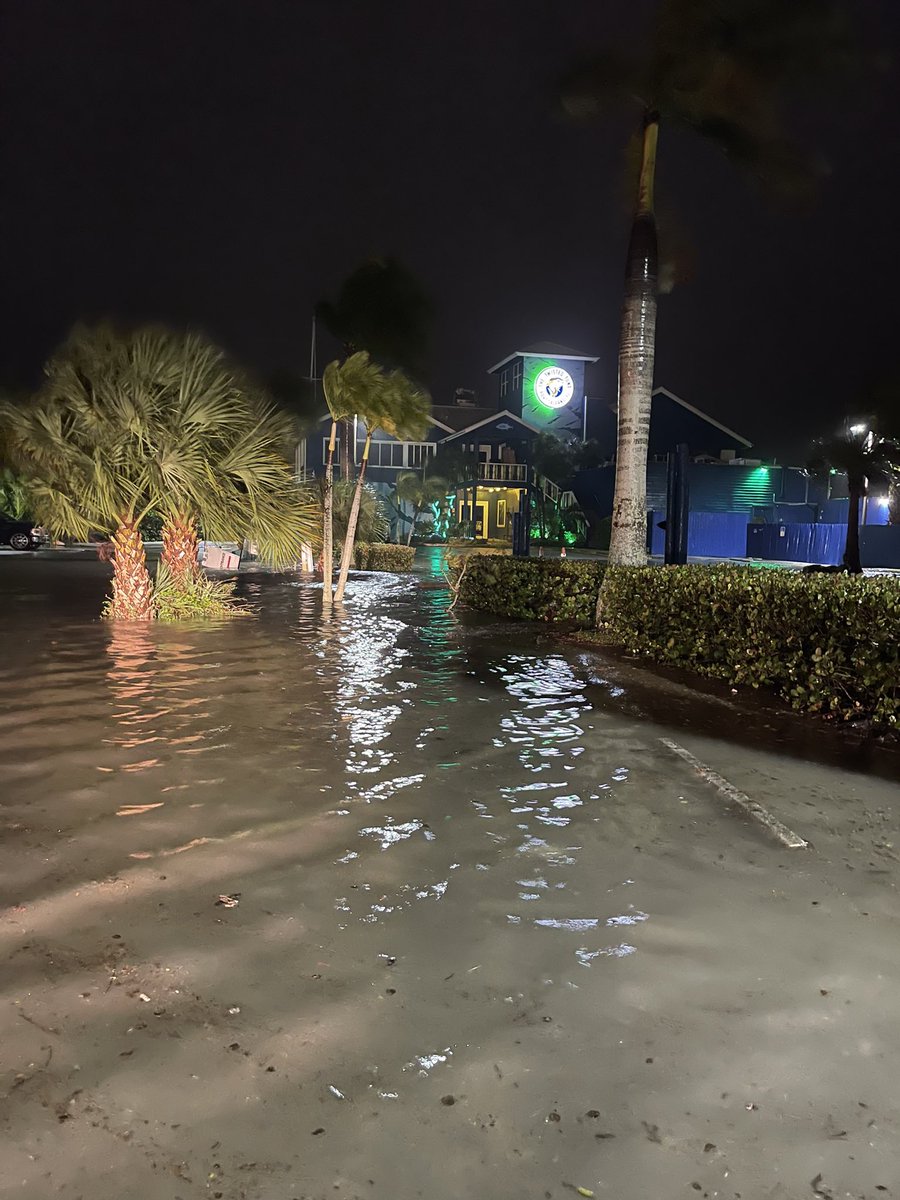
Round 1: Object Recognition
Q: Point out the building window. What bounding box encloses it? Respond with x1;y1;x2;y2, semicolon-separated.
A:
511;360;522;390
497;497;508;527
367;441;436;469
407;442;436;468
322;435;341;461
499;369;509;398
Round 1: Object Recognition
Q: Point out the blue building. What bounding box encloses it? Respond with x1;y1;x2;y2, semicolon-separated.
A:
296;343;600;543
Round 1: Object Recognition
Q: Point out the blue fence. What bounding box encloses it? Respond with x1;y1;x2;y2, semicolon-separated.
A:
745;522;900;568
746;523;846;565
650;511;750;559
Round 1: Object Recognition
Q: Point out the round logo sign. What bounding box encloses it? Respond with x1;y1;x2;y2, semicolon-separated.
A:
533;366;574;409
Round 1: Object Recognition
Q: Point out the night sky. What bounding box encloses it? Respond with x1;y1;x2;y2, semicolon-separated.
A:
2;0;898;461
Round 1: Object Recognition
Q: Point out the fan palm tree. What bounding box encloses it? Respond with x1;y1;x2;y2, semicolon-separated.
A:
322;353;430;603
2;326;318;618
394;470;449;545
808;425;900;573
562;0;853;569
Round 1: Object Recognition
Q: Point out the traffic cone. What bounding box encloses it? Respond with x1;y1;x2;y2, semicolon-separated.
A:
560;546;567;559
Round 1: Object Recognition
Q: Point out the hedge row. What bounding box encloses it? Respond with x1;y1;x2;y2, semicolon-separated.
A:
449;553;602;625
355;542;417;572
599;565;900;728
450;554;900;729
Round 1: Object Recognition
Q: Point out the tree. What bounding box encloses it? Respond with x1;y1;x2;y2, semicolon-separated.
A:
808;425;900;573
2;331;159;618
394;470;449;544
0;467;29;519
130;330;317;588
562;0;854;570
2;326;317;618
321;356;361;607
321;352;430;603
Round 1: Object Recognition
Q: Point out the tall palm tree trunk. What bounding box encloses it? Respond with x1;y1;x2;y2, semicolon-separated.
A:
844;483;863;573
607;112;660;572
161;511;200;586
109;519;155;620
334;435;371;603
322;421;337;607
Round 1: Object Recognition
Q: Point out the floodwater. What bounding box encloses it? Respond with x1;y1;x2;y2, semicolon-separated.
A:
1;550;900;1200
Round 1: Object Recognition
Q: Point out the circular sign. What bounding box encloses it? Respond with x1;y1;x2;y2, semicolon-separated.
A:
534;366;574;409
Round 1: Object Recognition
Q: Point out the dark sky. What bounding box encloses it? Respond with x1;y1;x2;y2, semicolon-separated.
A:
2;0;898;461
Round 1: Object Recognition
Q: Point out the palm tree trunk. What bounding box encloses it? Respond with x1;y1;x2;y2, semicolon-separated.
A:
340;417;355;481
606;111;660;573
334;434;371;603
322;421;337;607
161;512;200;587
844;483;863;573
406;502;421;545
109;519;155;620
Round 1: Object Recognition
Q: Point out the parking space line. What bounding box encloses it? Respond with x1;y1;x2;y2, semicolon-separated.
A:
659;736;809;850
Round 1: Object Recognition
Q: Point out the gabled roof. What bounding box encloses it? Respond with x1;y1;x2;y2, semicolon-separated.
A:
652;386;753;449
439;409;545;443
488;341;599;373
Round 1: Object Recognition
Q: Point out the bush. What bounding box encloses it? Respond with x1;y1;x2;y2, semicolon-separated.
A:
597;565;900;729
449;553;602;626
448;557;900;730
152;564;251;621
355;542;417;572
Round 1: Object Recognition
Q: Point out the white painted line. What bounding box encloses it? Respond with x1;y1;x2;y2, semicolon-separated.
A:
659;737;809;850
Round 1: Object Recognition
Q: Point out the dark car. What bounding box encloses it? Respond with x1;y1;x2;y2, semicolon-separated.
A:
0;516;46;551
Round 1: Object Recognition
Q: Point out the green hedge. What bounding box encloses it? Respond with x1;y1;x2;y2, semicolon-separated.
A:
449;555;900;729
450;553;602;626
355;542;417;572
597;565;900;728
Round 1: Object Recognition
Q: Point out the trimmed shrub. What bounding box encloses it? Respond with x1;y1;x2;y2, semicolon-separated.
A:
356;542;417;572
597;565;900;729
449;553;602;626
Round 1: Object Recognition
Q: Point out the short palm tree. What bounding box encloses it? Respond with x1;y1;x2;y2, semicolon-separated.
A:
808;426;900;573
2;329;160;617
562;0;853;569
394;470;449;545
2;326;318;618
321;352;430;603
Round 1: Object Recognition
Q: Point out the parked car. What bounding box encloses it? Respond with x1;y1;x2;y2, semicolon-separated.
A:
0;516;47;551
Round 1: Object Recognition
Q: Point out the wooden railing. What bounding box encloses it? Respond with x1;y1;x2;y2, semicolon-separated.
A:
478;462;528;482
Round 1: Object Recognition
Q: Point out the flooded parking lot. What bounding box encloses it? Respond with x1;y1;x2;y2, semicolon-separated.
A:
1;554;899;1200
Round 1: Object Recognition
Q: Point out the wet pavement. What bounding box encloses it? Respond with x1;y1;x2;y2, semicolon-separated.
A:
1;552;899;1200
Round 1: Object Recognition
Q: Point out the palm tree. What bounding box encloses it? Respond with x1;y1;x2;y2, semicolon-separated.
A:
394;470;449;545
562;0;853;568
808;426;900;573
330;477;390;547
2;326;318;618
323;352;430;603
320;356;362;607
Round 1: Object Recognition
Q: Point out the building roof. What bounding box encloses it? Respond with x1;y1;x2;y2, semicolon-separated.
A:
651;387;753;449
431;404;499;432
488;341;600;373
439;408;545;443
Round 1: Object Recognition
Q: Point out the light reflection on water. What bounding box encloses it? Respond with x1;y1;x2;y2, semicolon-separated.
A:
0;562;671;1097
